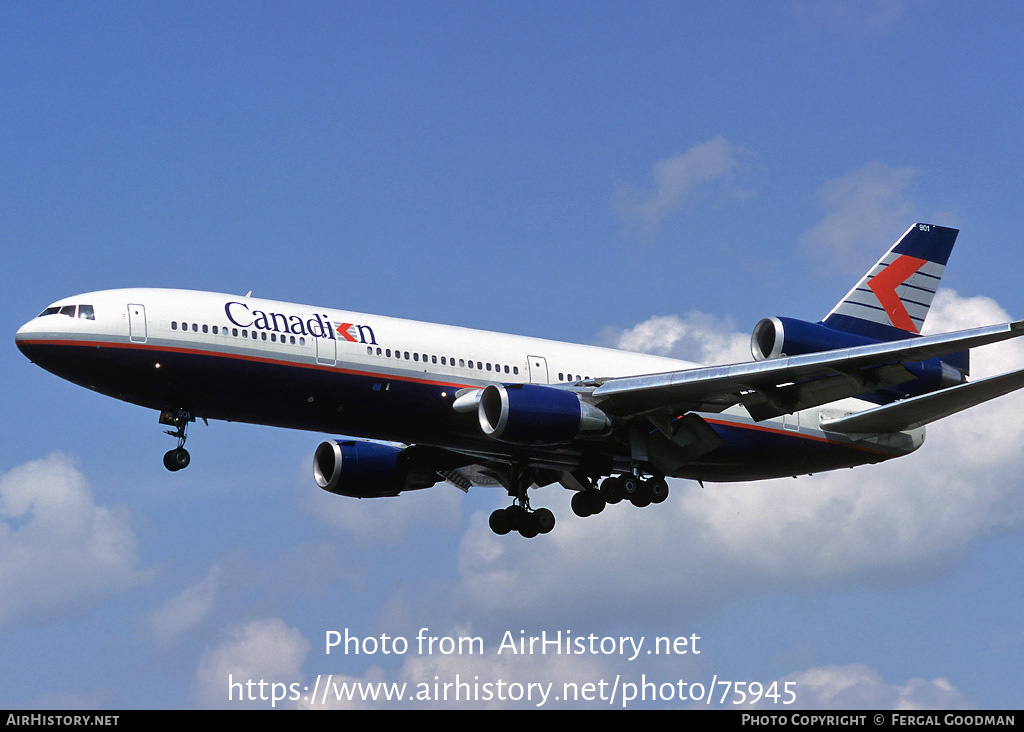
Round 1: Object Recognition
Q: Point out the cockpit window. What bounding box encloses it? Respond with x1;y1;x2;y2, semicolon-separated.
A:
37;303;95;319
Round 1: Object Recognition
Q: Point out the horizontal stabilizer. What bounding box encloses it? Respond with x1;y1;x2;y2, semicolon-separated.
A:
820;367;1024;434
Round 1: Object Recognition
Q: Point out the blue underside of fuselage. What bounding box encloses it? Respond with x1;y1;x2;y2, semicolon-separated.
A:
18;339;891;481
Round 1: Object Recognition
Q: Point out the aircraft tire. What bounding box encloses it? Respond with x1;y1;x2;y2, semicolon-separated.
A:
489;508;512;535
630;480;653;508
518;513;540;538
649;478;669;504
534;508;555;534
163;448;190;472
571;491;592;518
601;476;624;504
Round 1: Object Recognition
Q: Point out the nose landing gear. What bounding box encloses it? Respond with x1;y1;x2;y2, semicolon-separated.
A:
160;409;193;472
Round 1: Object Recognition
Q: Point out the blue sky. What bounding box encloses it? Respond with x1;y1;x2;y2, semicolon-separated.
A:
3;1;1024;709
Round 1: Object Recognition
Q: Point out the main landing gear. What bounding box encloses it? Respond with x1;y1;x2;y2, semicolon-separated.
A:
570;474;669;518
160;409;193;472
486;467;671;537
488;465;556;539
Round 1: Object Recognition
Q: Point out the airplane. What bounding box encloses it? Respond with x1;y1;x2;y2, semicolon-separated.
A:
15;223;1024;538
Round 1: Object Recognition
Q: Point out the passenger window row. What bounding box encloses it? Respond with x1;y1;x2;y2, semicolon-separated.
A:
365;345;520;376
165;319;578;380
170;320;307;347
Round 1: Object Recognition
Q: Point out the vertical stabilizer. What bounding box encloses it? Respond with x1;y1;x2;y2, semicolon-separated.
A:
822;223;958;338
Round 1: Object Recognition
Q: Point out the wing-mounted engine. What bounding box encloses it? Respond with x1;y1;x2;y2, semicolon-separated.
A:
313;440;440;498
477;384;611;443
750;316;965;405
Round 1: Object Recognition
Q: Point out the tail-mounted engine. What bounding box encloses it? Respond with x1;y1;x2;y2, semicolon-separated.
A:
751;316;879;361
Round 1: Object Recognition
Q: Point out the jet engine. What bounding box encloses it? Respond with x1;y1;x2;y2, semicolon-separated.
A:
313;440;439;498
478;383;610;443
750;316;880;361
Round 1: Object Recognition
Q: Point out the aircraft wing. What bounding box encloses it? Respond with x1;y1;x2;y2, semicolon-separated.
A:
590;320;1024;420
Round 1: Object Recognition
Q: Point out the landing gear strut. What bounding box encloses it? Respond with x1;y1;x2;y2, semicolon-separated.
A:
160;409;193;472
488;465;556;538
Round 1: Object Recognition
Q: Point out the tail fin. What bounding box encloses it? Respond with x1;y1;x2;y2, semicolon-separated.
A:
822;223;958;337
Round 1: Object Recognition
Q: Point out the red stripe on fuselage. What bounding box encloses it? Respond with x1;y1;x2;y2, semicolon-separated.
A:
17;337;473;390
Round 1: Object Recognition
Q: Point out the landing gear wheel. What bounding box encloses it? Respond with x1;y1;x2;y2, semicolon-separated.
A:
629;480;653;508
534;508;555;534
600;476;624;504
649;477;669;504
518;512;540;538
620;474;640;498
571;491;592;518
163;448;190;472
489;508;512;535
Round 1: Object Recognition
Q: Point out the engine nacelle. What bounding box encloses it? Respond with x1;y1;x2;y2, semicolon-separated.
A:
478;383;610;444
751;316;878;360
313;440;438;498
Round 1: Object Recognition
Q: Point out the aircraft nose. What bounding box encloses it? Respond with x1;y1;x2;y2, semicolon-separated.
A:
15;319;42;360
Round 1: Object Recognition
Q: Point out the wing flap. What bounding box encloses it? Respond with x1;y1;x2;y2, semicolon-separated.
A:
820;367;1024;434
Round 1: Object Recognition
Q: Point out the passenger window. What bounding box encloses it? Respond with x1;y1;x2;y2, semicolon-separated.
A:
172;322;178;330
202;325;209;334
192;323;198;332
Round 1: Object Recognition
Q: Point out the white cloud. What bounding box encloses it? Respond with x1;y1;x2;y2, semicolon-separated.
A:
617;136;750;234
800;162;919;273
0;453;143;626
454;292;1024;626
195;617;310;708
148;565;220;645
601;311;752;365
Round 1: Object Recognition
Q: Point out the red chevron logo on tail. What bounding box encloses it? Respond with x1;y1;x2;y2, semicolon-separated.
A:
868;255;927;333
